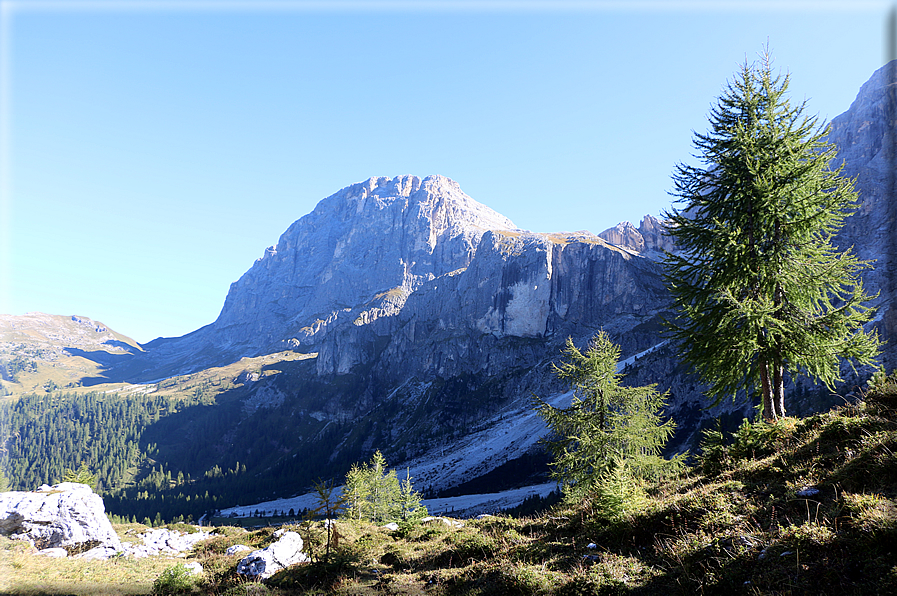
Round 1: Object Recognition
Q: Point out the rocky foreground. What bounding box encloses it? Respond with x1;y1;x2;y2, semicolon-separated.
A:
0;482;311;580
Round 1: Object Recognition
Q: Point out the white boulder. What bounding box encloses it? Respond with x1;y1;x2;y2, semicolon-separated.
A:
0;483;122;554
122;527;213;558
184;561;203;575
226;544;252;555
421;516;464;528
236;531;310;579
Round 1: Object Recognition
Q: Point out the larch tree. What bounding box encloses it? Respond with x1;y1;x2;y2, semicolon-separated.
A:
533;332;684;508
398;468;427;522
663;49;880;420
342;451;423;524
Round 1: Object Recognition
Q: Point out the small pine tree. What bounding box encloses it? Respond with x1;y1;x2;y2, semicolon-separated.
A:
533;332;685;507
344;462;372;521
310;478;348;561
592;458;647;521
398;468;427;522
367;451;401;523
62;463;97;490
341;451;420;524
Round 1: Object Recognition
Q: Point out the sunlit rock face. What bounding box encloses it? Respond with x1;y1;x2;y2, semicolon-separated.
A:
826;60;897;363
597;215;674;259
314;228;668;380
190;174;670;382
211;175;517;352
0;483;122;554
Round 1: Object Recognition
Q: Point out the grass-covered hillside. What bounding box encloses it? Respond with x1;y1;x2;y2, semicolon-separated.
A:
2;379;895;595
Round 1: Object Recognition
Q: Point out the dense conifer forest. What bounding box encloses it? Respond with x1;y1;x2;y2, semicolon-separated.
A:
0;389;354;524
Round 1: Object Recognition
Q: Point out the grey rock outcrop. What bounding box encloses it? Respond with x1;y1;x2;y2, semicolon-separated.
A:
226;544;252;555
826;60;897;365
124;527;213;558
0;483;122;554
598;215;673;258
236;531;310;579
334;229;667;383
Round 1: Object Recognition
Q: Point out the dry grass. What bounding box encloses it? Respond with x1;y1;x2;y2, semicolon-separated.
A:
0;535;176;595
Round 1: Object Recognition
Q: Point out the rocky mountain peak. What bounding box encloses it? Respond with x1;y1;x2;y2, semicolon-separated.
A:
209;175;518;353
597;214;673;258
332;175;516;234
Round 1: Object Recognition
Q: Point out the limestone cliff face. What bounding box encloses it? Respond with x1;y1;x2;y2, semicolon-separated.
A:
597;215;674;258
314;230;667;381
211;175;516;352
826;60;897;364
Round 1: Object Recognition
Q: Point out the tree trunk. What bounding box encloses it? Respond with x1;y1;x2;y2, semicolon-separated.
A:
772;359;786;419
760;361;774;421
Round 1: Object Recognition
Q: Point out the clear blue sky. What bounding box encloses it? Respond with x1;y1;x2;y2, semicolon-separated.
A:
0;1;890;344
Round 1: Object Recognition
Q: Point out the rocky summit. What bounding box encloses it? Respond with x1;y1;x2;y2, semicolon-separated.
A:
215;175;518;353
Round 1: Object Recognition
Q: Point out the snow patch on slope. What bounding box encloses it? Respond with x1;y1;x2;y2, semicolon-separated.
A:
220;391;573;518
617;341;668;371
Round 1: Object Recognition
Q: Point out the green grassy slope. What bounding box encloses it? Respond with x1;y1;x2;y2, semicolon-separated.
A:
5;382;893;595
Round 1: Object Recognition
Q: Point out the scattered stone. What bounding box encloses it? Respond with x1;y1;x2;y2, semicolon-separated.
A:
382;522;400;531
718;535;759;551
236;531;310;579
421;516;464;528
587;542;597;549
780;551;794;557
35;547;68;558
796;487;820;498
226;544;252;556
77;545;120;560
184;561;203;575
0;483;122;554
123;527;212;558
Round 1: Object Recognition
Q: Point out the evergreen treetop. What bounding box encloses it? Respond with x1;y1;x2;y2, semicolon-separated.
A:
342;451;426;524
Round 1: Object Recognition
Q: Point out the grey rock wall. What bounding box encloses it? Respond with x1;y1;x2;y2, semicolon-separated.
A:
826;60;897;366
212;174;516;353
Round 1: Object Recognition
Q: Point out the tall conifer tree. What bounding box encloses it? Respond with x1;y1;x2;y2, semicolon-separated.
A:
663;49;880;420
